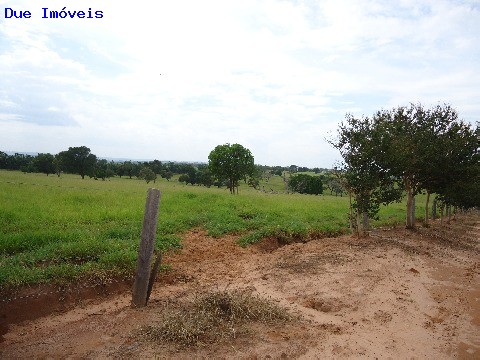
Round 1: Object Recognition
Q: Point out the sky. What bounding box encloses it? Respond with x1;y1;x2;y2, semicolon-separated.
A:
0;0;479;168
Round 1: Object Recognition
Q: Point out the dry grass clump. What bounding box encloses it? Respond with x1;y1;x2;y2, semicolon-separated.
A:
144;289;291;347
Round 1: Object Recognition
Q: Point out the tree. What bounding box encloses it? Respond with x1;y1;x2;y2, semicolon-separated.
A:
197;167;214;187
53;155;62;177
33;153;55;176
56;146;97;179
332;103;477;233
289;174;323;195
208;143;255;194
424;117;479;211
178;174;190;184
371;103;477;228
412;105;478;225
122;161;140;179
0;151;7;169
160;170;173;181
325;174;344;196
330;114;402;236
92;159;115;180
138;167;157;184
371;105;427;228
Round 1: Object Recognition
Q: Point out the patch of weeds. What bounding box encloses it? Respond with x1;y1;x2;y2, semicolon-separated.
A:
143;289;292;347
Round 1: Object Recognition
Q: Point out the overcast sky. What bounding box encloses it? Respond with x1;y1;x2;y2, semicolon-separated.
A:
1;0;478;167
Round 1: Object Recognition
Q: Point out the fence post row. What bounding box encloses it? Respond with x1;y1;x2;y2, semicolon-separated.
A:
132;188;161;308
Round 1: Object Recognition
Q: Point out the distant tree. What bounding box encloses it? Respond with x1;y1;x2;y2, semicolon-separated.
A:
160;170;173;181
116;163;125;178
138;167;157;183
178;174;189;184
185;165;198;185
197;167;214;187
325;175;344;196
57;146;97;179
208;143;255;194
272;167;284;176
289;174;323;195
93;159;115;180
122;161;140;179
53;155;62;177
288;165;298;173
5;153;34;171
251;169;264;190
149;160;163;174
0;151;7;169
33;153;55;176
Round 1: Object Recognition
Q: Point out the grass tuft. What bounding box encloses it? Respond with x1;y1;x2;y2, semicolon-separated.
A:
144;289;292;347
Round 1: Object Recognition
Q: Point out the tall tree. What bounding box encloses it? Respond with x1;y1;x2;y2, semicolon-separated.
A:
208;143;255;194
57;146;97;179
33;153;55;176
331;114;402;236
371;104;428;228
372;103;477;228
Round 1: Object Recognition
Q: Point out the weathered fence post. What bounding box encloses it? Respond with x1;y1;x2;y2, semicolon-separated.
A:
132;188;161;308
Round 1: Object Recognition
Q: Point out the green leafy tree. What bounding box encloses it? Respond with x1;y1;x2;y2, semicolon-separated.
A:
160;170;173;181
149;160;163;174
208;143;255;194
372;103;477;228
92;159;115;180
289;174;323;195
333;103;477;232
53;155;62;177
197;167;214;187
33;153;55;176
122;161;140;179
178;174;189;184
325;174;344;196
56;146;97;179
0;151;7;169
423;117;479;211
331;114;402;236
138;167;157;184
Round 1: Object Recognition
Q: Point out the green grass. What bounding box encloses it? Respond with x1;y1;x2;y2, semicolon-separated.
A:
0;170;423;290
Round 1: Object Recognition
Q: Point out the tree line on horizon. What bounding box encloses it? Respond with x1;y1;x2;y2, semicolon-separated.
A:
0;147;330;193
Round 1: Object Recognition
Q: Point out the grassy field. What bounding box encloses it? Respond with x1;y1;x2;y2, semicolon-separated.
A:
0;170;421;290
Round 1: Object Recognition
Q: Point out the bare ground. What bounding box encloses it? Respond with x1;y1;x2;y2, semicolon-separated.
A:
1;212;479;359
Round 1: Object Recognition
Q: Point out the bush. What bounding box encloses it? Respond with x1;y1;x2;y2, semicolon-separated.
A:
289;174;323;195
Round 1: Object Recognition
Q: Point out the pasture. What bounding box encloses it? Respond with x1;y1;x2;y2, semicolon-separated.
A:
0;170;419;290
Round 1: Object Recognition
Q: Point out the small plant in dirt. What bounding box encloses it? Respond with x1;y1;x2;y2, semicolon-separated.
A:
143;289;292;347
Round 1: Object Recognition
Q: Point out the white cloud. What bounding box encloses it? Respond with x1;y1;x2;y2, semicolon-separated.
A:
0;0;478;167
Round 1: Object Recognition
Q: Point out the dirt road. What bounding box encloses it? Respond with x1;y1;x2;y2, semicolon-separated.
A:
1;213;479;359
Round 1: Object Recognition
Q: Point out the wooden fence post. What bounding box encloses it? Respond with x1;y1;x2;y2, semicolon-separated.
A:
132;188;161;308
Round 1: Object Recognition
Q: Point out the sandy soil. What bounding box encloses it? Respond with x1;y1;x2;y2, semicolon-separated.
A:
1;212;479;359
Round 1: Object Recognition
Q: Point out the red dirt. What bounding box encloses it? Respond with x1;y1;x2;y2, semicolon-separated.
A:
1;213;479;359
